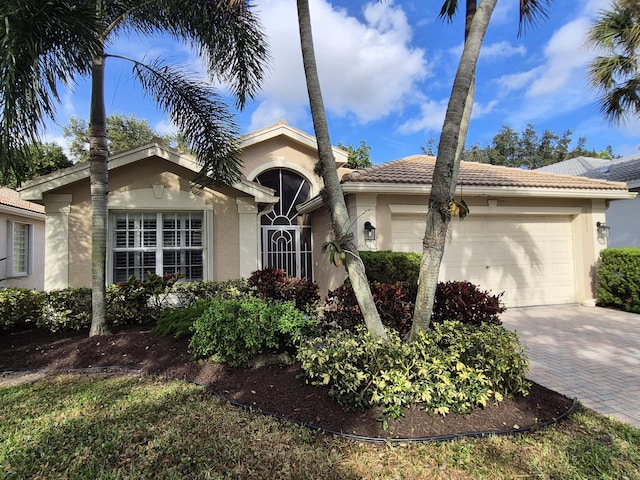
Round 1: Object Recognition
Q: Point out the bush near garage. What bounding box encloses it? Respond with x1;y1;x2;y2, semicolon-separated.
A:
297;320;530;417
323;281;505;335
596;248;640;313
359;251;421;284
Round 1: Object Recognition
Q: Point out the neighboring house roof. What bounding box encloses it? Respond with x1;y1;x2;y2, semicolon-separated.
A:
535;156;611;176
579;154;640;189
18;141;278;204
0;187;45;216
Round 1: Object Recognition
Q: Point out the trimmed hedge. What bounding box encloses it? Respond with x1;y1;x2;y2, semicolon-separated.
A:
597;248;640;313
0;288;44;331
359;251;421;284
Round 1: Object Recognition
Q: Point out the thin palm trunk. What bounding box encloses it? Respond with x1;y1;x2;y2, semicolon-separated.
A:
88;49;109;336
296;0;387;340
410;0;496;340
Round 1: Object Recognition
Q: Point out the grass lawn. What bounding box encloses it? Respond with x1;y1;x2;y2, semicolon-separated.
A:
1;374;639;479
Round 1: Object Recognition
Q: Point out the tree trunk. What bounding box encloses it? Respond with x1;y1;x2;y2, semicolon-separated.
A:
296;0;387;340
88;51;109;337
409;0;497;341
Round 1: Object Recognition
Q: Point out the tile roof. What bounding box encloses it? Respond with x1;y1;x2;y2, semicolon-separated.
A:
579;154;640;184
0;188;45;214
536;156;611;176
341;155;629;191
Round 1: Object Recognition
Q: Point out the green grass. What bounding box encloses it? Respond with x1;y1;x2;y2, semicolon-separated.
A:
1;375;639;479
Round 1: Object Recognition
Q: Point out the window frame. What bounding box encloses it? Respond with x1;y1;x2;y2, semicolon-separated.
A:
110;211;205;283
7;221;34;277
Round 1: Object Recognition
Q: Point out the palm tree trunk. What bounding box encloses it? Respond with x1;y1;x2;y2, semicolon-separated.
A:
88;51;109;337
296;0;387;340
409;0;497;341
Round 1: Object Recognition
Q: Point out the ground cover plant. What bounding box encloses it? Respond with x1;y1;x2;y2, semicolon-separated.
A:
1;374;638;479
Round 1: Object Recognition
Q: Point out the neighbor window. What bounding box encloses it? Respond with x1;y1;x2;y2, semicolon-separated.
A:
112;212;203;283
8;221;33;277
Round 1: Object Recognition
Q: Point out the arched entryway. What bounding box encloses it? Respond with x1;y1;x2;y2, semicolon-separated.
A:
255;169;312;279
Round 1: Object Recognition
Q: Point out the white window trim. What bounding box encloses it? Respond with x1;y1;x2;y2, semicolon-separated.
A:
7;221;33;277
108;211;206;284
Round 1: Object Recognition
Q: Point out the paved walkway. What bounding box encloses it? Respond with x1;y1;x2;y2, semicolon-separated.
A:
501;305;640;428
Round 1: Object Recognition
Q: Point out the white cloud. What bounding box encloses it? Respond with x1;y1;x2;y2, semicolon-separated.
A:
495;67;543;94
449;40;526;62
248;0;428;130
526;18;591;98
398;99;448;134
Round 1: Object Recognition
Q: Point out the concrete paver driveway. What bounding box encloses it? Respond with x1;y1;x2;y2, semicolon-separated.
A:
502;305;640;428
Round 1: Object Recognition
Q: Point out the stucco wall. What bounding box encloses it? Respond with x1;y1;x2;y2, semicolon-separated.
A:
605;189;640;248
0;210;45;290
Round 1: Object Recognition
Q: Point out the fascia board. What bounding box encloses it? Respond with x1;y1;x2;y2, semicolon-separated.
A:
341;182;635;199
0;204;45;220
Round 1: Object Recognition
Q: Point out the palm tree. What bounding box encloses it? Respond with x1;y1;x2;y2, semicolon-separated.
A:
409;0;551;340
1;0;269;335
588;0;640;123
296;0;387;340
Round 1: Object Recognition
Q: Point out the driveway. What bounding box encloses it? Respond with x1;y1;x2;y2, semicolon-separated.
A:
501;304;640;428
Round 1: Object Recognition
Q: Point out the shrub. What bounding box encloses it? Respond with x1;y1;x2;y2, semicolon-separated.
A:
40;288;92;332
323;281;504;334
189;296;309;367
597;248;640;313
297;321;530;417
0;288;44;331
323;282;417;336
359;251;422;284
248;268;320;312
172;279;252;307
153;300;209;339
106;273;181;326
431;280;505;326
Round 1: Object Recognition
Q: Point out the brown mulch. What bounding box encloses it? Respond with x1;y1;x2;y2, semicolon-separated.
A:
0;325;575;441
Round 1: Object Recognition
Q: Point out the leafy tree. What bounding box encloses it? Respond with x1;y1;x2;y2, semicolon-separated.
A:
338;140;373;169
588;0;640;123
410;0;551;341
63;113;185;163
462;124;616;168
296;0;387;340
1;142;73;188
1;0;268;336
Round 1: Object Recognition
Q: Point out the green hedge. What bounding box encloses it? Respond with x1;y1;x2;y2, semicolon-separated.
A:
0;288;44;331
597;248;640;313
359;251;421;284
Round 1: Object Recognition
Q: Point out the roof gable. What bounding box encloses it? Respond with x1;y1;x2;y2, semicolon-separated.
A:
240;120;348;167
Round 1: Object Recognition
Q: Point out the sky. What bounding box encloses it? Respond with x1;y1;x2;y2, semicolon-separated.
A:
44;0;640;164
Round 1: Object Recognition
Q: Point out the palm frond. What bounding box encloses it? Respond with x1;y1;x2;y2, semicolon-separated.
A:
127;57;242;186
517;0;551;36
439;0;459;23
114;0;270;109
0;0;101;182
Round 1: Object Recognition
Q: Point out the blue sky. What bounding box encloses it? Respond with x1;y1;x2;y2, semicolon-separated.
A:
45;0;640;164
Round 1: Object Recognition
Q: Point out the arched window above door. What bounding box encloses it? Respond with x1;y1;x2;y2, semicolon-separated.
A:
255;169;311;226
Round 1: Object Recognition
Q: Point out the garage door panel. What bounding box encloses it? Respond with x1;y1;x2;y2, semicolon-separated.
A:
391;214;576;307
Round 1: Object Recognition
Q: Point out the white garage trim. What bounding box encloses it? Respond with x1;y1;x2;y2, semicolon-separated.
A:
391;214;577;308
388;204;584;216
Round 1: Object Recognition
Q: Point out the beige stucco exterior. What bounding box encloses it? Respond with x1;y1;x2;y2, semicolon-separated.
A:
18;121;633;308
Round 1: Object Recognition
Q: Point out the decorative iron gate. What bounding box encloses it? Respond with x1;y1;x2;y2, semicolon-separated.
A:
256;169;312;279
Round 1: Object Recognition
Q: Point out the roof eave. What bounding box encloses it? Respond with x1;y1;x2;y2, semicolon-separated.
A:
298;183;635;214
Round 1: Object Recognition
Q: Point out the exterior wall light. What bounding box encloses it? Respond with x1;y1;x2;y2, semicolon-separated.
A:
364;221;376;241
596;221;610;240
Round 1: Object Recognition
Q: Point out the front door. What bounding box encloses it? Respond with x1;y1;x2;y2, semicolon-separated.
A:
256;169;312;279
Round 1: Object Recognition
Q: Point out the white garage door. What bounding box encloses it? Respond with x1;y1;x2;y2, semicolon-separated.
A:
392;215;576;307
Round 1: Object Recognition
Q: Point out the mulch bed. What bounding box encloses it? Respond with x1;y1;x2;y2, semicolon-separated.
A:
0;325;575;440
